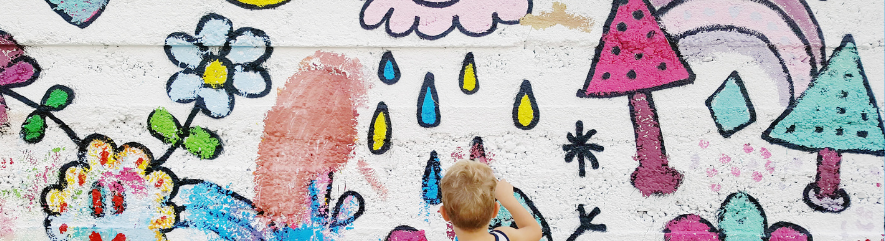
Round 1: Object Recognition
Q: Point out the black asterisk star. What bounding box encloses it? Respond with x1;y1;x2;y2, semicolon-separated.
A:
562;120;604;177
566;205;607;241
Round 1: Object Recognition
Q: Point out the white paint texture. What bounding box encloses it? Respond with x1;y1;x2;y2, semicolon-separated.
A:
0;0;882;240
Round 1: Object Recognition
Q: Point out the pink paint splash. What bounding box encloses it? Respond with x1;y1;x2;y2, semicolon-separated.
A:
711;184;721;192
752;171;763;182
469;137;492;164
706;168;717;177
446;223;456;240
769;226;809;241
357;160;388;200
699;139;710;149
450;147;466;161
0;201;16;238
720;154;731;164
360;0;530;38
731;167;741;177
765;160;775;174
664;214;720;241
760;147;772;159
387;227;428;241
255;51;366;222
743;143;754;153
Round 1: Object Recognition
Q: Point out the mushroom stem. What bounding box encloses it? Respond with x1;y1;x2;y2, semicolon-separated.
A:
815;148;842;197
628;91;682;195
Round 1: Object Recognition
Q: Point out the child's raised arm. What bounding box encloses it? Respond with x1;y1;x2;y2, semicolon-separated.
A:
493;180;542;241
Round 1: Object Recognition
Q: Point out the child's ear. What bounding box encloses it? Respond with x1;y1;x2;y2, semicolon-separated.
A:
439;205;451;221
493;202;500;217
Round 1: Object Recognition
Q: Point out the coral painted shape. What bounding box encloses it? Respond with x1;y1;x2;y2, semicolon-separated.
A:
44;0;109;28
763;35;884;213
360;0;532;39
578;0;693;196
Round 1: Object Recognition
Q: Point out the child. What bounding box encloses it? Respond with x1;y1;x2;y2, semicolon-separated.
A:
439;160;542;241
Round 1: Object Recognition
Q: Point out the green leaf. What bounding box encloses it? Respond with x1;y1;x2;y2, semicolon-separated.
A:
40;85;74;111
183;126;222;159
20;113;46;143
147;107;181;144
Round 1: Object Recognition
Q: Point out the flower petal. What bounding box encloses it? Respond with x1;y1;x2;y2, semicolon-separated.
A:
0;57;39;87
196;14;233;47
0;32;23;68
164;33;206;69
167;71;203;103
197;88;234;118
227;28;272;65
231;65;270;98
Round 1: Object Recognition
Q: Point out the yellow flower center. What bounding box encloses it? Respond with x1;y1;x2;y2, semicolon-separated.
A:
203;60;228;88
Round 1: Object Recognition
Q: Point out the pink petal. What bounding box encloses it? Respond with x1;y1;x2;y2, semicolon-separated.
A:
0;60;37;86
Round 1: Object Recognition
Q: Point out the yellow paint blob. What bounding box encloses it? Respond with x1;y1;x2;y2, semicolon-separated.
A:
517;95;534;127
234;0;288;7
203;60;228;88
462;63;476;92
372;113;388;150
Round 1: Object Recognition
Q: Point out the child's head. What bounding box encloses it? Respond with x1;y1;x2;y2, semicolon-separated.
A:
440;160;498;231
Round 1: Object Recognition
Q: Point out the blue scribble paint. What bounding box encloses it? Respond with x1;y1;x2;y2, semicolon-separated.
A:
422;151;442;205
378;51;400;84
45;0;109;28
417;73;441;128
706;71;756;138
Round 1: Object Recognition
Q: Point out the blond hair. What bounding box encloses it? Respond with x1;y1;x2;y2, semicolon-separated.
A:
440;160;497;230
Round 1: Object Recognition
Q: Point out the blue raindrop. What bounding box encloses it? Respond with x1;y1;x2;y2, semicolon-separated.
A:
417;72;440;127
422;151;442;205
378;51;400;84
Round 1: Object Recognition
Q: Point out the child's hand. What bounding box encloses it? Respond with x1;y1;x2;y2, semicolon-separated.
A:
495;180;514;201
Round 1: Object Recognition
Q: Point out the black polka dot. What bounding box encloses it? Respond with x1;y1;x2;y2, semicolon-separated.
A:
617;22;627;31
657;62;667;70
861;113;868;121
627;70;637;79
840;90;849;98
836;128;844;135
815;127;823;133
857;131;868;138
785;125;796;133
845;73;854;78
612;46;621;55
602;72;611;80
836;107;846;114
633;10;644;20
647;31;656;39
635;53;643;60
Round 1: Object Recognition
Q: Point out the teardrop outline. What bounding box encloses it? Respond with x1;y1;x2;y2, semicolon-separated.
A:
368;102;392;154
417;73;441;127
513;80;540;130
459;52;479;94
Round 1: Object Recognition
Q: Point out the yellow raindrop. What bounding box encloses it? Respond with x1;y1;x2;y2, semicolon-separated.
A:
372;113;388;151
462;63;476;92
517;95;534;126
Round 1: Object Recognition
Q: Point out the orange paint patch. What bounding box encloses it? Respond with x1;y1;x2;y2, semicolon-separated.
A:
520;2;594;33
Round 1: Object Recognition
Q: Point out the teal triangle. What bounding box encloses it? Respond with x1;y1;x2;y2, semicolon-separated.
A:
708;72;755;137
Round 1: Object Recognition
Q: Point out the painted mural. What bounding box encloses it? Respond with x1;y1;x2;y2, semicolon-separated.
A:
0;0;882;240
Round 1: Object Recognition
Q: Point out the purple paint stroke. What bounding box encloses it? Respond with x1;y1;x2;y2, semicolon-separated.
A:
659;0;816;101
651;0;825;68
629;92;683;196
678;31;792;106
815;148;841;197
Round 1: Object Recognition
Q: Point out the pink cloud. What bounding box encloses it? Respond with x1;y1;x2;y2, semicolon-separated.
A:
360;0;531;39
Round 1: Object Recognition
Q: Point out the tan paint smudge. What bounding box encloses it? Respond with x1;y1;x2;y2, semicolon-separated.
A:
520;2;594;33
254;51;366;224
357;160;388;200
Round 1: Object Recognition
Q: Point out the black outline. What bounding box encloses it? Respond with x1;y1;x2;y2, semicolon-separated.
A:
469;136;486;160
231;64;273;98
459;52;479;94
228;27;274;67
705;71;757;138
489;187;552;241
566;205;606;241
147;107;183;145
717;192;767;241
802;183;850;214
562;120;604;177
656;0;820;79
417;72;441;128
663;214;719;240
674;25;796;104
513;80;539;130
384;225;423;241
766;222;814;241
224;0;291;9
577;0;695;98
0;56;42;89
368;102;392;154
412;0;460;8
39;85;75;111
421;151;442;205
359;0;533;40
329;190;366;229
43;0;109;28
377;51;401;85
19;111;47;143
182;125;224;160
762;35;885;156
40;134;183;238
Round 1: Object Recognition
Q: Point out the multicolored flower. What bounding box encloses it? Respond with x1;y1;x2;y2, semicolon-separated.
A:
163;13;272;118
41;134;178;241
0;30;41;126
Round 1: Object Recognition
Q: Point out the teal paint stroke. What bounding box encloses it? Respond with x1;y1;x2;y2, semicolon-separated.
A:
764;35;885;154
707;71;755;137
717;192;766;241
47;0;108;24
